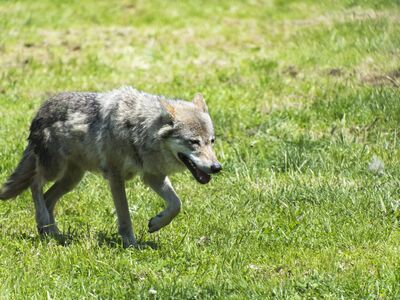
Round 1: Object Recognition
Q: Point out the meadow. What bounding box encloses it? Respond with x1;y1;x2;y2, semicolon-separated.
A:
0;0;400;298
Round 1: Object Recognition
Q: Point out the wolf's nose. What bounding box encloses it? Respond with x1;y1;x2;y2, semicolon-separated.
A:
210;163;222;174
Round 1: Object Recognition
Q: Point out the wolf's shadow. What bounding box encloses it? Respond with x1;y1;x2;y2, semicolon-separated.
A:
96;231;158;250
10;230;158;250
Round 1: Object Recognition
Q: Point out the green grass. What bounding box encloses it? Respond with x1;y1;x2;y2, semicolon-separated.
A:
1;0;400;298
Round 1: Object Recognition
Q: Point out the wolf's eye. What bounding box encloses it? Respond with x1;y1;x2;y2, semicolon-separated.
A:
188;139;200;146
211;137;215;144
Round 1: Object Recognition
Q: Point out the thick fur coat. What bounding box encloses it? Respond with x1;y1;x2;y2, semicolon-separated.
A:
0;87;221;247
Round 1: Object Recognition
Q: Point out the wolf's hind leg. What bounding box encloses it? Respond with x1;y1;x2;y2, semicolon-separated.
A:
31;177;52;234
44;164;84;233
143;175;181;233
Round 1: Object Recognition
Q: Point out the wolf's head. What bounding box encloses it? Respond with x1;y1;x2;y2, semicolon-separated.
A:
158;94;222;184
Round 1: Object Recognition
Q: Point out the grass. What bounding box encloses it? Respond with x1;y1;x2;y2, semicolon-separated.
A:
1;0;400;298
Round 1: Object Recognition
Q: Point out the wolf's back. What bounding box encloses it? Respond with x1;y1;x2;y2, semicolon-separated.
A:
0;145;36;200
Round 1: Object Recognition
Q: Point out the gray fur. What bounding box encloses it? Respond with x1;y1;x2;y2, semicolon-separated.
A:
0;86;221;247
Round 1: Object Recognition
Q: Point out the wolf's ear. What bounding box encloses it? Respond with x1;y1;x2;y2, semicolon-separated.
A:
160;99;176;123
193;93;208;113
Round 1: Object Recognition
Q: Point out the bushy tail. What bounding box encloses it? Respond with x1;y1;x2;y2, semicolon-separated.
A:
0;146;36;200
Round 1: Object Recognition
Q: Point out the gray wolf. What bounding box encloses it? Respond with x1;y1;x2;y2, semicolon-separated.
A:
0;87;222;247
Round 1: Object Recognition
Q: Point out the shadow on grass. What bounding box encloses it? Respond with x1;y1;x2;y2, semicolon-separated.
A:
96;231;158;250
8;231;73;246
10;230;158;250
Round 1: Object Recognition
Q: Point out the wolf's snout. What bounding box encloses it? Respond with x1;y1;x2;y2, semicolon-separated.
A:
210;162;222;174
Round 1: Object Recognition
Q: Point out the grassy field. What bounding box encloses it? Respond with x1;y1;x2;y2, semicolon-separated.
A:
1;0;400;298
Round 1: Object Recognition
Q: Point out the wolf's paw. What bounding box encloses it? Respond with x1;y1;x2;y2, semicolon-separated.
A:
148;213;170;233
148;217;161;233
122;235;138;249
38;224;60;236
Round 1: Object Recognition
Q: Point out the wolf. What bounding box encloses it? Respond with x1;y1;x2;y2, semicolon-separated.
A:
0;87;222;247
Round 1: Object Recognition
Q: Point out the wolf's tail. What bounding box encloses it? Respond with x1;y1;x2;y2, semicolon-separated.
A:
0;146;36;200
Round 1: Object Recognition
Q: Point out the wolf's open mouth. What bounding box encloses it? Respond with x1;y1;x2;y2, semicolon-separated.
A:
178;153;211;184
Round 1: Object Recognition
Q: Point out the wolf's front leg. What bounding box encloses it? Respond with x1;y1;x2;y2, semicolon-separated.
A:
143;175;182;233
108;173;137;248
